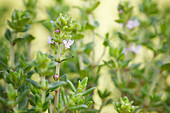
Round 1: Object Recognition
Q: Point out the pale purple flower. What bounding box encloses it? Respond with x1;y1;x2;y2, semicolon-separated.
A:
54;75;59;79
120;23;124;26
122;44;142;55
122;48;127;55
47;37;54;44
63;39;74;49
129;45;142;54
119;10;123;14
126;19;140;29
133;19;140;27
55;30;60;33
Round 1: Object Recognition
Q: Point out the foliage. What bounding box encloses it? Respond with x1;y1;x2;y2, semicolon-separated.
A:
113;96;138;113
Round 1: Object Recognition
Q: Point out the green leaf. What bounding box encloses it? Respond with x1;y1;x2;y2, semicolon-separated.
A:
27;71;35;78
85;22;95;30
81;77;88;89
61;87;67;105
24;34;35;42
13;38;24;44
42;101;50;111
17;89;30;103
82;42;93;54
60;74;68;82
28;97;35;106
24;64;33;73
161;63;170;71
82;54;90;64
82;87;95;96
117;32;127;40
20;25;31;32
8;84;18;101
86;101;93;107
121;59;131;68
0;97;7;104
50;20;56;27
18;97;27;110
48;81;66;91
61;56;74;62
26;79;41;88
5;28;12;42
67;79;76;92
86;1;100;13
103;33;110;47
80;69;88;79
104;99;112;106
109;46;115;57
103;89;111;98
7;20;15;29
97;90;103;99
0;60;9;69
117;53;124;61
127;81;137;88
8;70;17;86
45;53;55;60
68;105;88;110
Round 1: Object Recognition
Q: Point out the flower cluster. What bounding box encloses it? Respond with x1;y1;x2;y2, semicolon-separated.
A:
48;36;74;49
47;13;75;51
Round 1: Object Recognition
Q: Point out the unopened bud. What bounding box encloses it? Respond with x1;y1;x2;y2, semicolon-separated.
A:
55;30;60;33
54;74;59;80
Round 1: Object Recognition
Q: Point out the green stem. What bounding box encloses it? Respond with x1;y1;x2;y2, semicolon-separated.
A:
144;56;154;77
63;108;68;113
76;110;79;113
99;101;104;112
91;30;96;77
114;58;121;83
143;107;147;113
42;76;46;104
49;100;53;113
92;30;95;64
78;53;84;70
10;32;17;68
3;71;8;92
96;47;106;65
54;89;60;113
13;106;18;113
53;43;61;113
10;43;15;68
27;42;31;61
149;70;161;96
77;41;84;70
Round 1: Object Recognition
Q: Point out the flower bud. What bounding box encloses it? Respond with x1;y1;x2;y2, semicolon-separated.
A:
54;74;59;80
55;30;60;33
119;10;123;14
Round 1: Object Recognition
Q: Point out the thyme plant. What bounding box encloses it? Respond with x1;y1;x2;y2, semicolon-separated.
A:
0;0;170;113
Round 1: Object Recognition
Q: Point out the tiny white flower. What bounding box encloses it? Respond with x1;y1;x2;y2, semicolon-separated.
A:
47;37;54;44
63;39;74;49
